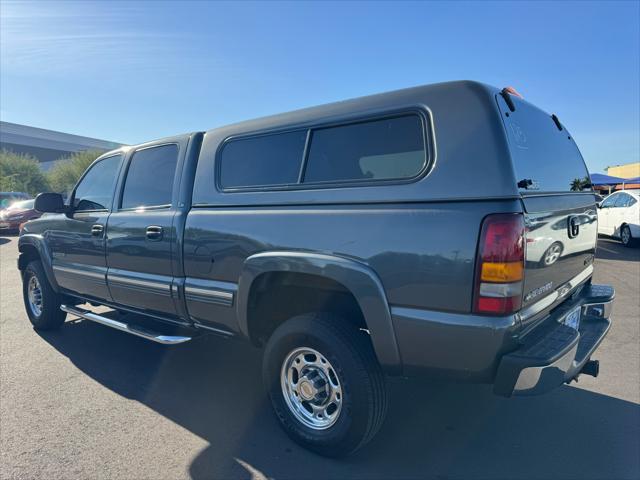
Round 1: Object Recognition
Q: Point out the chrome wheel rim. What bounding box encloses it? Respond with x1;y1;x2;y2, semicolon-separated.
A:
27;275;43;317
280;347;343;430
545;244;562;265
621;228;630;244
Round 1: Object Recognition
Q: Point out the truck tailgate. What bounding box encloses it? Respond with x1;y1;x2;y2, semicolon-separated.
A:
496;93;598;328
521;194;598;328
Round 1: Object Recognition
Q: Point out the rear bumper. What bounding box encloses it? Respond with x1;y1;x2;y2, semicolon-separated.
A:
494;284;614;397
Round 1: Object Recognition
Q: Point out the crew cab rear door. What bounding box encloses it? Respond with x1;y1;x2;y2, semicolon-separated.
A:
497;94;598;329
105;138;187;319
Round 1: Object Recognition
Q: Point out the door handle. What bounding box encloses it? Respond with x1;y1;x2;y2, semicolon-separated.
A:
146;225;163;241
91;224;104;236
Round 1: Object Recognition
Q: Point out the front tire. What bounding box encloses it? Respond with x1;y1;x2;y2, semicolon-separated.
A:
22;260;66;330
263;312;388;457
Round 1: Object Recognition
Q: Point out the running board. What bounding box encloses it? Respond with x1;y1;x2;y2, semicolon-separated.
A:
60;305;192;345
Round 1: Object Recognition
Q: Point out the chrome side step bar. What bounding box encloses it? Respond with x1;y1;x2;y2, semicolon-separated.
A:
60;305;192;345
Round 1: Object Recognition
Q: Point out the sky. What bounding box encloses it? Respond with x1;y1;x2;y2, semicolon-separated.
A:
1;0;638;174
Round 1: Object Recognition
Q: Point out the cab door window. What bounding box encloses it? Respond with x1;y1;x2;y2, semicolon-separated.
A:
73;155;122;212
120;144;179;209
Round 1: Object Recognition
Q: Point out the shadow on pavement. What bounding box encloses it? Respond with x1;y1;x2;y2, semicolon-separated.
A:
597;237;640;262
39;318;640;480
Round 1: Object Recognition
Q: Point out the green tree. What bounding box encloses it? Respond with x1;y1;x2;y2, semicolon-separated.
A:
0;149;50;195
47;150;103;194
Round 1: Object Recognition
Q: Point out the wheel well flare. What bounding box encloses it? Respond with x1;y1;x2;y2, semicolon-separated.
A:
246;272;366;346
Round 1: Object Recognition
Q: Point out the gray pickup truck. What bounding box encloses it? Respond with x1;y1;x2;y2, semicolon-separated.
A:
19;81;614;457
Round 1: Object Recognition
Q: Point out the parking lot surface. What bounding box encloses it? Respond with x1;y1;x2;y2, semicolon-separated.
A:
1;235;639;480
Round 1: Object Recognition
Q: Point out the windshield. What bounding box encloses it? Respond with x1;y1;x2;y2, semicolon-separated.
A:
7;199;34;210
0;194;30;209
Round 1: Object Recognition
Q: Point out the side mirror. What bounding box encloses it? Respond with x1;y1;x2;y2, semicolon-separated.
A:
34;192;66;213
596;202;602;208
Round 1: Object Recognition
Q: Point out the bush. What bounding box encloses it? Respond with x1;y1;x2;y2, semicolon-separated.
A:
47;150;103;195
0;150;50;195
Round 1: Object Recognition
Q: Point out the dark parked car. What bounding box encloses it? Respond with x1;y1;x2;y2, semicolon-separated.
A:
0;199;40;232
18;81;614;456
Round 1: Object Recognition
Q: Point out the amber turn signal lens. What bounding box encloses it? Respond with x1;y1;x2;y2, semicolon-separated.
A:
481;261;523;283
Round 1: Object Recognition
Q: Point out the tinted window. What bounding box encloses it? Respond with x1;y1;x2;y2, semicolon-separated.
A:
220;131;306;188
304;115;425;183
121;145;178;209
501;97;591;193
74;155;121;211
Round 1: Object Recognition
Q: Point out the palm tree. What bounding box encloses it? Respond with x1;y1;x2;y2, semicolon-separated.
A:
571;177;585;191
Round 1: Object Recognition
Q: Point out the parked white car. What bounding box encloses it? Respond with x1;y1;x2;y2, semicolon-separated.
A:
597;190;640;247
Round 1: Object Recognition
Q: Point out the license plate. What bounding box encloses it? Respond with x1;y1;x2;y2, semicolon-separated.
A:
563;305;581;331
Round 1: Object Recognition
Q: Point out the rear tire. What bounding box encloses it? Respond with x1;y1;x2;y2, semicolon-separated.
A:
263;312;388;457
620;225;636;247
22;260;66;330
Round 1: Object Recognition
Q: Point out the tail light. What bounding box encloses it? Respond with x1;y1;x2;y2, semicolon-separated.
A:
473;213;525;315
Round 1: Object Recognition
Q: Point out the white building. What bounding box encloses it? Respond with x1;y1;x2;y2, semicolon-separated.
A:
0;121;120;171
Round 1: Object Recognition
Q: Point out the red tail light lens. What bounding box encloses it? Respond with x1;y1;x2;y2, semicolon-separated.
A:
474;213;525;315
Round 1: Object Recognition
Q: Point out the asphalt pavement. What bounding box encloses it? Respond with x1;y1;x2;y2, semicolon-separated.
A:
1;235;638;480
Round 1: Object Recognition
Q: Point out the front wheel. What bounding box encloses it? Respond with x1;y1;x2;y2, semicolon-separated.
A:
263;313;388;457
22;260;66;330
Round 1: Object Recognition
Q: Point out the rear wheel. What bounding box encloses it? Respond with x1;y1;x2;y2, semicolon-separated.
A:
22;260;66;330
620;225;635;247
263;312;388;457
